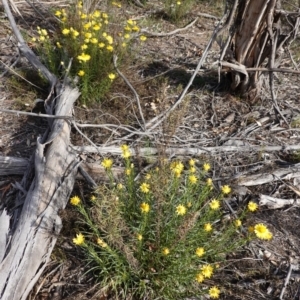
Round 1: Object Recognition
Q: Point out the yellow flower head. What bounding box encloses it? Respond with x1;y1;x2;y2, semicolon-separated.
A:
189;166;196;173
140;182;150;193
102;12;108;19
93;24;101;31
122;150;131;159
39;36;45;42
117;183;123;190
85;32;92;39
170;161;184;176
81;44;88;50
127;19;134;25
101;158;113;169
195;273;204;283
90;195;96;201
201;264;213;278
137;234;143;241
221;185;231;194
55;10;62;17
196;247;205;257
132;25;140;32
234;219;242;227
204;223;212;232
248;201;258;212
162;247;170;255
121;144;129;151
124;33;131;39
177;1;181;5
98;42;105;48
106;45;114;52
78;70;85;76
189;174;198;184
209;286;220;299
62;28;70;35
72;30;79;38
203;163;211;171
77;53;91;62
70;195;81;206
93;10;101;18
140;202;150;213
41;29;48;36
91;37;98;44
56;42;62;48
125;168;131;176
106;35;113;44
140;35;147;41
209;199;220;210
206;178;213;186
97;238;108;248
176;204;187;216
254;223;273;240
73;233;84;245
108;73;116;81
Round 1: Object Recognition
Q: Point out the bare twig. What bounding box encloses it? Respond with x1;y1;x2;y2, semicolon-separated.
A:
279;264;296;300
141;18;198;37
113;55;146;131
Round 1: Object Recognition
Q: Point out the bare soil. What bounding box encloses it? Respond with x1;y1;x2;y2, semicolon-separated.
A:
1;1;300;300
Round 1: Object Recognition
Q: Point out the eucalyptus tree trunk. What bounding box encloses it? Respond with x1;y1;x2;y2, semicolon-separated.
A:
219;0;299;100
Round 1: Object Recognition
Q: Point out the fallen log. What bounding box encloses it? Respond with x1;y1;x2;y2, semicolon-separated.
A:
0;1;81;299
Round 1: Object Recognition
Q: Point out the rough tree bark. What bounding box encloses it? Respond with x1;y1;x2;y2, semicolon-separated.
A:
219;0;300;99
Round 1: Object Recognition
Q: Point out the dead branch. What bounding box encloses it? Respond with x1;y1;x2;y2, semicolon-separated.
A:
259;194;300;209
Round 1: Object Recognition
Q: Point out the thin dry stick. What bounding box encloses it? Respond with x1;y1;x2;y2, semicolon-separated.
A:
141;17;198;37
113;55;146;131
279;264;295;300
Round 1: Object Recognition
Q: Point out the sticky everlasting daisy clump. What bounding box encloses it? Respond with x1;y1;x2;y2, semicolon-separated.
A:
31;1;147;105
69;153;273;299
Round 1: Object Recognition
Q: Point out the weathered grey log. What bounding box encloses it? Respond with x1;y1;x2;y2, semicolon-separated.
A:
0;156;29;176
0;1;82;299
0;86;80;300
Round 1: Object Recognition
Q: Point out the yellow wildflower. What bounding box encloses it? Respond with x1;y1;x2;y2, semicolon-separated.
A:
204;223;212;232
90;195;96;201
189;159;195;166
84;22;92;30
254;224;273;240
201;264;213;278
206;178;213;186
195;273;204;283
72;30;79;38
93;24;101;31
177;1;181;5
248;201;258;212
235;219;242;227
81;44;88;50
162;247;170;255
140;35;147;41
78;70;85;76
39;36;45;42
84;39;90;44
121;145;129;151
140;202;150;213
56;42;62;48
195;247;205;257
137;234;143;241
98;42;105;48
41;29;47;36
127;19;134;25
188;174;198;184
31;37;37;42
101;158;113;169
124;33;130;39
93;10;101;18
106;35;113;44
117;183;123;190
106;45;114;52
55;10;62;17
77;53;91;62
145;173;151;180
221;185;231;194
176;204;186;216
108;73;116;81
70;195;81;206
85;32;92;39
122;150;131;159
97;238;108;248
132;25;140;32
209;286;220;299
140;182;150;193
102;12;108;19
80;13;87;19
203;163;211;171
91;38;98;44
209;199;220;210
189;166;196;173
62;28;70;35
73;233;84;245
125;168;131;175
